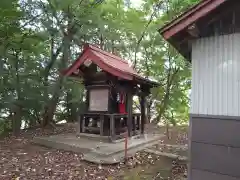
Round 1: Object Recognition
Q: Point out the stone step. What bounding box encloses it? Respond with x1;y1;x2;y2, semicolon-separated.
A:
90;134;162;157
33;133;164;165
33;137;91;154
157;144;188;150
83;139;161;164
144;148;188;162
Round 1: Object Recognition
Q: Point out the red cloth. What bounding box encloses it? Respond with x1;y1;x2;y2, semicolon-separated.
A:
119;103;126;114
118;93;126;114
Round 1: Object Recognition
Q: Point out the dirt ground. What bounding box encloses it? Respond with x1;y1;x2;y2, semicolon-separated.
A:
157;125;188;145
0;123;189;180
122;124;189;180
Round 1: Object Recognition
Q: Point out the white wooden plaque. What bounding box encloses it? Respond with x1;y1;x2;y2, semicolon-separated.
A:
88;88;109;111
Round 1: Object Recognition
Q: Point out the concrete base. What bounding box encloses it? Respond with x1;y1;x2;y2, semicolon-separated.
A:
145;148;188;162
33;133;163;164
76;133;145;144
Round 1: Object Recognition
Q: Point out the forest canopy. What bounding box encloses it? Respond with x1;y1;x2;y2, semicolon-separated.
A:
0;0;200;135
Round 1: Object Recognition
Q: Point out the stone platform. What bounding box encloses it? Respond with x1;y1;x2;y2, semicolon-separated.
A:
33;133;163;164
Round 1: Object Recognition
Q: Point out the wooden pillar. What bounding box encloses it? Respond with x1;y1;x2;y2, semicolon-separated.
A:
86;90;89;111
146;99;150;123
110;114;116;141
100;115;104;136
136;115;140;130
79;114;83;133
140;95;146;134
132;115;136;135
127;91;133;137
82;116;86;133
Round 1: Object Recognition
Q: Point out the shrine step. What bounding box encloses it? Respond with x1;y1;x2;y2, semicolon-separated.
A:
77;133;110;142
77;131;142;143
83;136;162;164
92;134;161;156
33;133;164;165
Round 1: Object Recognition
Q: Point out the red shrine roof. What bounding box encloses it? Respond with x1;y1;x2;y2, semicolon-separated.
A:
62;43;157;86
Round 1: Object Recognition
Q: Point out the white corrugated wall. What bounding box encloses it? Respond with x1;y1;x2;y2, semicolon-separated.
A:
191;33;240;116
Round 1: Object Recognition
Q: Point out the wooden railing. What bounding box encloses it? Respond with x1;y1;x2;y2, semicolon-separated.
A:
79;113;141;141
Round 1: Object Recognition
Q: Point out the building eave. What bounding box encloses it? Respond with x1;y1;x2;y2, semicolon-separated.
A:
159;0;227;40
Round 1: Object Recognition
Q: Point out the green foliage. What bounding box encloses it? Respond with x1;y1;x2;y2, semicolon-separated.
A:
0;0;200;134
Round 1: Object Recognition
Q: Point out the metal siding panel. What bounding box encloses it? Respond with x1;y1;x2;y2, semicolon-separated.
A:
191;41;196;114
215;36;220;115
196;40;201;114
236;34;240;116
191;33;240;116
213;35;218;115
209;36;214;114
229;34;235;116
204;37;210;114
233;34;239;116
208;36;214;115
228;34;232;116
191;40;200;114
218;35;223;115
196;39;201;114
199;38;205;114
222;35;227;115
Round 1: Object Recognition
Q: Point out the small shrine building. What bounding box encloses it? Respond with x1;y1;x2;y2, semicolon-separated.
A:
62;44;158;141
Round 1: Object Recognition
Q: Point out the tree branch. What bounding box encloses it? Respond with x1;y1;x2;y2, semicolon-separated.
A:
133;1;164;68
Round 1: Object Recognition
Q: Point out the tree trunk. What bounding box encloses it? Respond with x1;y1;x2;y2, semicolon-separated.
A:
66;91;78;122
42;74;64;127
70;103;77;122
12;51;22;135
42;12;71;127
41;38;63;127
153;64;180;124
29;119;37;128
12;105;22;135
147;98;153;123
